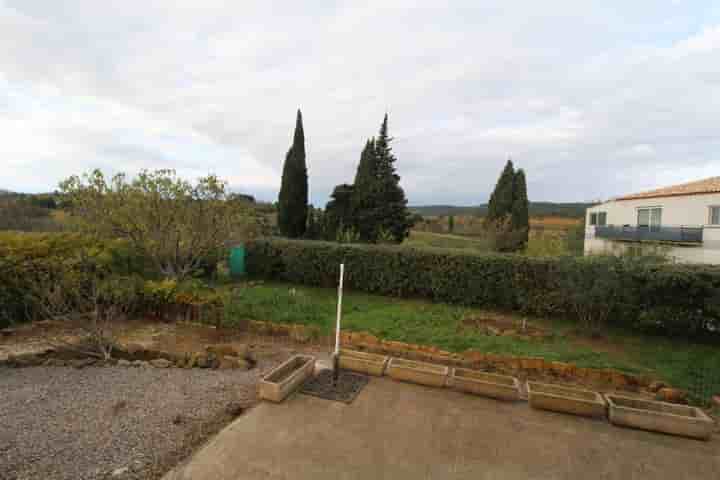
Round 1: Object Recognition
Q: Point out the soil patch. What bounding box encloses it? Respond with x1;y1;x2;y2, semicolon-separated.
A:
460;312;550;338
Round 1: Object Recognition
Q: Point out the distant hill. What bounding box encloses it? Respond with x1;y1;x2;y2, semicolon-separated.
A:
0;189;14;196
409;202;596;218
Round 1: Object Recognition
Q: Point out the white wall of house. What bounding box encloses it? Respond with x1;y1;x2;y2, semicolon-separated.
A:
586;192;720;228
584;192;720;264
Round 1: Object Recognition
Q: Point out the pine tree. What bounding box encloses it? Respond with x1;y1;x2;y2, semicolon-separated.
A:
370;114;412;242
277;109;309;237
351;139;382;241
511;168;530;247
325;184;355;240
486;159;515;224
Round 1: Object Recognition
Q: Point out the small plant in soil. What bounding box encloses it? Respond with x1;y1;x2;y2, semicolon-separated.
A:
33;273;142;360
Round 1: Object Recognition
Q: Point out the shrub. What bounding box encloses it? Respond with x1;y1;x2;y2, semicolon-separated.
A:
246;238;720;338
0;232;146;327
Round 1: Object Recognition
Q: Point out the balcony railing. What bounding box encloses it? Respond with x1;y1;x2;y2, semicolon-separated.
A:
595;225;703;243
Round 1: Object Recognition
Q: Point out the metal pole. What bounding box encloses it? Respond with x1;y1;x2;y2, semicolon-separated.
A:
333;263;344;385
334;263;344;356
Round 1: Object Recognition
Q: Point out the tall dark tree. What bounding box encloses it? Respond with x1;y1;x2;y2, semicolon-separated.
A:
324;184;355;240
351;139;382;241
485;159;515;224
277;109;308;238
511;168;530;247
369;114;412;242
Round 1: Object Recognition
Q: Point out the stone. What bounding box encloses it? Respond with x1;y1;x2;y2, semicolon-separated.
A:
208;343;248;358
194;354;210;368
71;358;96;369
520;357;544;372
549;361;574;378
289;326;311;344
43;358;67;367
648;380;668;393
117;359;132;367
486;326;501;336
354;332;380;347
150;358;172;368
712;395;720;408
381;340;407;355
218;356;250;370
610;371;631;388
462;350;486;363
496;356;520;371
183;354;196;369
272;324;291;336
340;331;353;345
132;360;150;368
9;353;44;367
225;402;245;417
655;387;688;404
124;343;146;355
111;466;130;477
585;369;612;385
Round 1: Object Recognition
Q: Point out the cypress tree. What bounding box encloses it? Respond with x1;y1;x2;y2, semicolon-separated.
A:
486;159;515;224
277;109;308;238
448;215;455;233
511;168;530;247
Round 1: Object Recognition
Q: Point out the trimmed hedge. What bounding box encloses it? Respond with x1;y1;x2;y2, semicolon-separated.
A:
246;238;720;337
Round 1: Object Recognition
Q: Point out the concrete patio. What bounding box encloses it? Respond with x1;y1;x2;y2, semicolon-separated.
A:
165;376;720;480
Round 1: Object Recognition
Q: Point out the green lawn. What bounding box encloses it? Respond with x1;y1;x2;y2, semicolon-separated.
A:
222;281;720;400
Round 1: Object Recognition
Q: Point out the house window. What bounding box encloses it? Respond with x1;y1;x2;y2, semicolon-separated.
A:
637;207;662;231
710;206;720;225
589;212;606;226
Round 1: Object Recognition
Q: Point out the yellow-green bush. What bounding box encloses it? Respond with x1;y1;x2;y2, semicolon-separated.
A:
0;233;147;327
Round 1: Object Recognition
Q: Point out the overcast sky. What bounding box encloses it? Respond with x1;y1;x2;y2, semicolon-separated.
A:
1;1;719;205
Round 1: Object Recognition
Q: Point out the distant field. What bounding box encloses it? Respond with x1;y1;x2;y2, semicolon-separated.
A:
410;202;595;218
530;216;581;230
403;230;492;251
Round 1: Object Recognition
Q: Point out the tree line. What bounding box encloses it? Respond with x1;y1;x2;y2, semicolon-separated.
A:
277;109;530;251
278;111;412;244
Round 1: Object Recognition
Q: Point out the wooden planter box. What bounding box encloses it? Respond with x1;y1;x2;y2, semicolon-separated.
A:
449;368;521;401
339;349;389;376
527;382;606;418
386;357;448;388
258;355;315;403
606;394;714;440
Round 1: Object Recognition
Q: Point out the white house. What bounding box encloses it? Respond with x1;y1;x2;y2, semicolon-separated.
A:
584;177;720;264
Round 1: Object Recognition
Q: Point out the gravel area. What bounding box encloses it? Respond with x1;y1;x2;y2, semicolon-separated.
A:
0;360;283;480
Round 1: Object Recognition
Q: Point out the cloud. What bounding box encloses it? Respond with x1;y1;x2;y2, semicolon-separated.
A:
0;0;719;204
